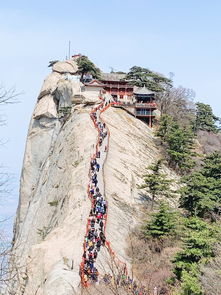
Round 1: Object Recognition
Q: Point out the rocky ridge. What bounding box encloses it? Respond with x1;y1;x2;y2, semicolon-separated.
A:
11;59;176;295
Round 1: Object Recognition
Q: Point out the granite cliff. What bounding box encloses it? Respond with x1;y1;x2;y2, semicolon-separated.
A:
10;60;175;295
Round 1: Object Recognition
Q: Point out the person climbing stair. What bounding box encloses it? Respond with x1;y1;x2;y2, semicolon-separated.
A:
80;95;128;288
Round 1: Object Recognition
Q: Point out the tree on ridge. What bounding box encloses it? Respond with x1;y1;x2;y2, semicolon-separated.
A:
126;66;172;92
76;55;101;82
194;102;220;133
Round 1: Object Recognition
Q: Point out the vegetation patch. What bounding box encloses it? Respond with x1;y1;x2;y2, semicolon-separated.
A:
37;226;51;240
48;200;59;207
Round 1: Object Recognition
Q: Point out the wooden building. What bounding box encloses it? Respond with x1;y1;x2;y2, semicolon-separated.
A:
133;86;157;127
84;79;105;94
100;73;134;102
83;73;158;127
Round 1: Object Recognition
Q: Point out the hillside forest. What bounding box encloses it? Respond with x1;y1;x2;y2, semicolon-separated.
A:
126;66;221;295
76;58;221;295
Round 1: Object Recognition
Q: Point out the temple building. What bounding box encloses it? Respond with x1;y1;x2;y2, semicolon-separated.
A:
100;73;134;102
133;86;157;127
83;73;158;127
84;79;105;94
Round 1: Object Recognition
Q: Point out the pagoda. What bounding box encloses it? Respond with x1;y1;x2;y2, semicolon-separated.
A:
133;86;157;127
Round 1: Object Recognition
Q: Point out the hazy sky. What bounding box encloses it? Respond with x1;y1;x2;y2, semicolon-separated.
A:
0;0;221;234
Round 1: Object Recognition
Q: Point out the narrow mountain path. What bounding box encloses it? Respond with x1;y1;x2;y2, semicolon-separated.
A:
80;97;127;287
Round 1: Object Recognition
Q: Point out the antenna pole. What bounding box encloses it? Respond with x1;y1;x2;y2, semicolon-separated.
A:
68;41;71;59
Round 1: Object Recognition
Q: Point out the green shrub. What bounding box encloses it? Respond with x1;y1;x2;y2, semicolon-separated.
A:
48;200;59;207
179;152;221;218
37;226;51;240
144;202;178;239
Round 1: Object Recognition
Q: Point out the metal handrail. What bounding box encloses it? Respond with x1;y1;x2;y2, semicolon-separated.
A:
114;102;157;107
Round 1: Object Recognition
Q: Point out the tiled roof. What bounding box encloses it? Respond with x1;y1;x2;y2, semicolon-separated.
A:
134;86;155;95
100;73;127;82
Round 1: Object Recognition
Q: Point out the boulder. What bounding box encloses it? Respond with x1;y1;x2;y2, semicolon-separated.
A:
82;91;101;104
71;94;86;104
52;60;78;75
33;95;58;119
38;72;62;100
54;80;73;109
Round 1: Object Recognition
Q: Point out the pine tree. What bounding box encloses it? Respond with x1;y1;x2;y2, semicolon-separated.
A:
139;160;174;209
166;123;196;173
155;114;174;143
179;152;221;218
156;115;196;173
173;217;218;294
144;202;177;239
126;66;172;92
201;151;221;179
76;55;101;82
194;102;220;133
180;270;203;295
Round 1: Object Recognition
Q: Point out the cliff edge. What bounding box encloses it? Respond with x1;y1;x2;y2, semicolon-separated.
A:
11;60;173;295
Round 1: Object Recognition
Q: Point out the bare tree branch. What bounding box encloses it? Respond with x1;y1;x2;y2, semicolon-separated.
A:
0;84;22;294
0;85;22;105
157;86;196;127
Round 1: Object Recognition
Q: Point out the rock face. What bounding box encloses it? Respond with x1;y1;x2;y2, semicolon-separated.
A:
54;80;73;108
33;95;58;119
52;60;78;75
11;66;175;295
38;72;62;100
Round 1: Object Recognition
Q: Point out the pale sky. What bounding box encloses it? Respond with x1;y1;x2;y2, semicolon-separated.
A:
0;0;221;234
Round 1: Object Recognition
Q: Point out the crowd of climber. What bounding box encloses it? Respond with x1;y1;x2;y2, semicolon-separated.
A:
101;273;149;295
80;98;153;294
81;103;109;286
80;98;130;289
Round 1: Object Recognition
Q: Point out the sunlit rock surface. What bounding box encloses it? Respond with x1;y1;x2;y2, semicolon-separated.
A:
11;67;176;295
